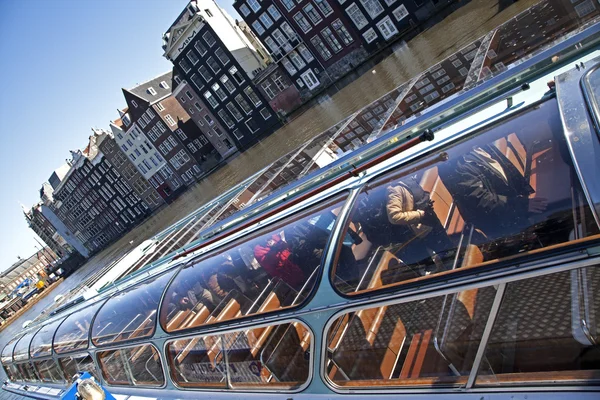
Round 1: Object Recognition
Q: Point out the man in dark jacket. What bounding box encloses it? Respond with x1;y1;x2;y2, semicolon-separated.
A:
439;144;547;243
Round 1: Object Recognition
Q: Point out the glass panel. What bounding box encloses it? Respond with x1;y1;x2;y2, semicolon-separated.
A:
97;350;129;386
3;364;20;381
17;362;38;382
92;271;175;346
160;196;347;332
476;266;600;386
33;359;64;383
97;345;164;387
326;287;494;388
122;345;165;386
1;336;21;365
12;330;38;362
167;321;311;390
59;354;98;382
54;302;105;354
334;99;600;295
30;319;64;358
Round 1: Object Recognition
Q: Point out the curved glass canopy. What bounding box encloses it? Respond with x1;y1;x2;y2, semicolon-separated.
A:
30;318;64;359
91;270;176;346
12;329;40;362
54;301;106;354
1;336;22;365
160;195;348;333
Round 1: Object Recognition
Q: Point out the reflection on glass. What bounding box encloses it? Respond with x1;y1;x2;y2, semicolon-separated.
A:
167;322;311;390
91;271;175;346
33;359;64;383
16;362;38;382
54;302;104;354
334;99;600;295
30;319;64;358
3;364;20;381
326;287;494;387
59;354;98;382
97;345;164;387
160;197;347;333
477;267;600;385
1;336;21;365
12;330;38;362
97;350;128;386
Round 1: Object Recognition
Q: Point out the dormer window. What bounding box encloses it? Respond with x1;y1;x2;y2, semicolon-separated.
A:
148;87;157;95
160;81;169;89
122;115;131;126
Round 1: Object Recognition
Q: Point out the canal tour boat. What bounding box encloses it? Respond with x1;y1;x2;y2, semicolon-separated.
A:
3;15;600;400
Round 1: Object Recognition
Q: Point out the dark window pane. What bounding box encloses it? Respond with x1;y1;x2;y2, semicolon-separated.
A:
33;359;64;383
59;354;98;382
334;99;600;295
122;345;165;386
54;302;105;354
30;319;64;358
16;362;38;382
160;196;348;332
167;321;311;389
326;287;494;387
97;345;164;387
477;267;600;386
97;350;129;385
91;271;175;346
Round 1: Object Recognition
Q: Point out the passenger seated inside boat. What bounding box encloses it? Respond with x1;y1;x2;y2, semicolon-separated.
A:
333;99;600;295
161;197;349;332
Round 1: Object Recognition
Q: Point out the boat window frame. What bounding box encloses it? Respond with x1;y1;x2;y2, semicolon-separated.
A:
31;357;66;384
95;343;167;389
53;300;107;355
29;318;66;359
321;255;600;393
328;96;600;298
90;270;178;348
1;335;23;366
163;318;315;392
159;191;351;335
57;352;100;383
12;327;42;363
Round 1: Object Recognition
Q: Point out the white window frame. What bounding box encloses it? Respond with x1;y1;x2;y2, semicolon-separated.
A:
393;4;409;21
165;114;177;126
376;15;398;40
300;69;320;90
240;3;251;16
362;27;378;43
359;0;384;19
345;3;368;30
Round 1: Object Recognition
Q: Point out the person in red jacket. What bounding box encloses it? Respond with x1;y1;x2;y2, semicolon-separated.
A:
253;234;305;290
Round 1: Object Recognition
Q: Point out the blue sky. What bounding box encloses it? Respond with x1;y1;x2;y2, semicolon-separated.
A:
0;0;240;273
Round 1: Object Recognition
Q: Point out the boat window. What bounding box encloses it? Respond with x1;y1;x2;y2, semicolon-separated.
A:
54;301;105;354
333;99;600;295
16;362;38;382
160;195;348;333
3;364;20;381
97;344;164;387
30;319;64;358
1;336;21;365
33;359;64;383
476;266;600;386
91;271;176;346
325;265;600;389
12;329;39;362
167;321;311;390
326;285;495;388
58;354;98;382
